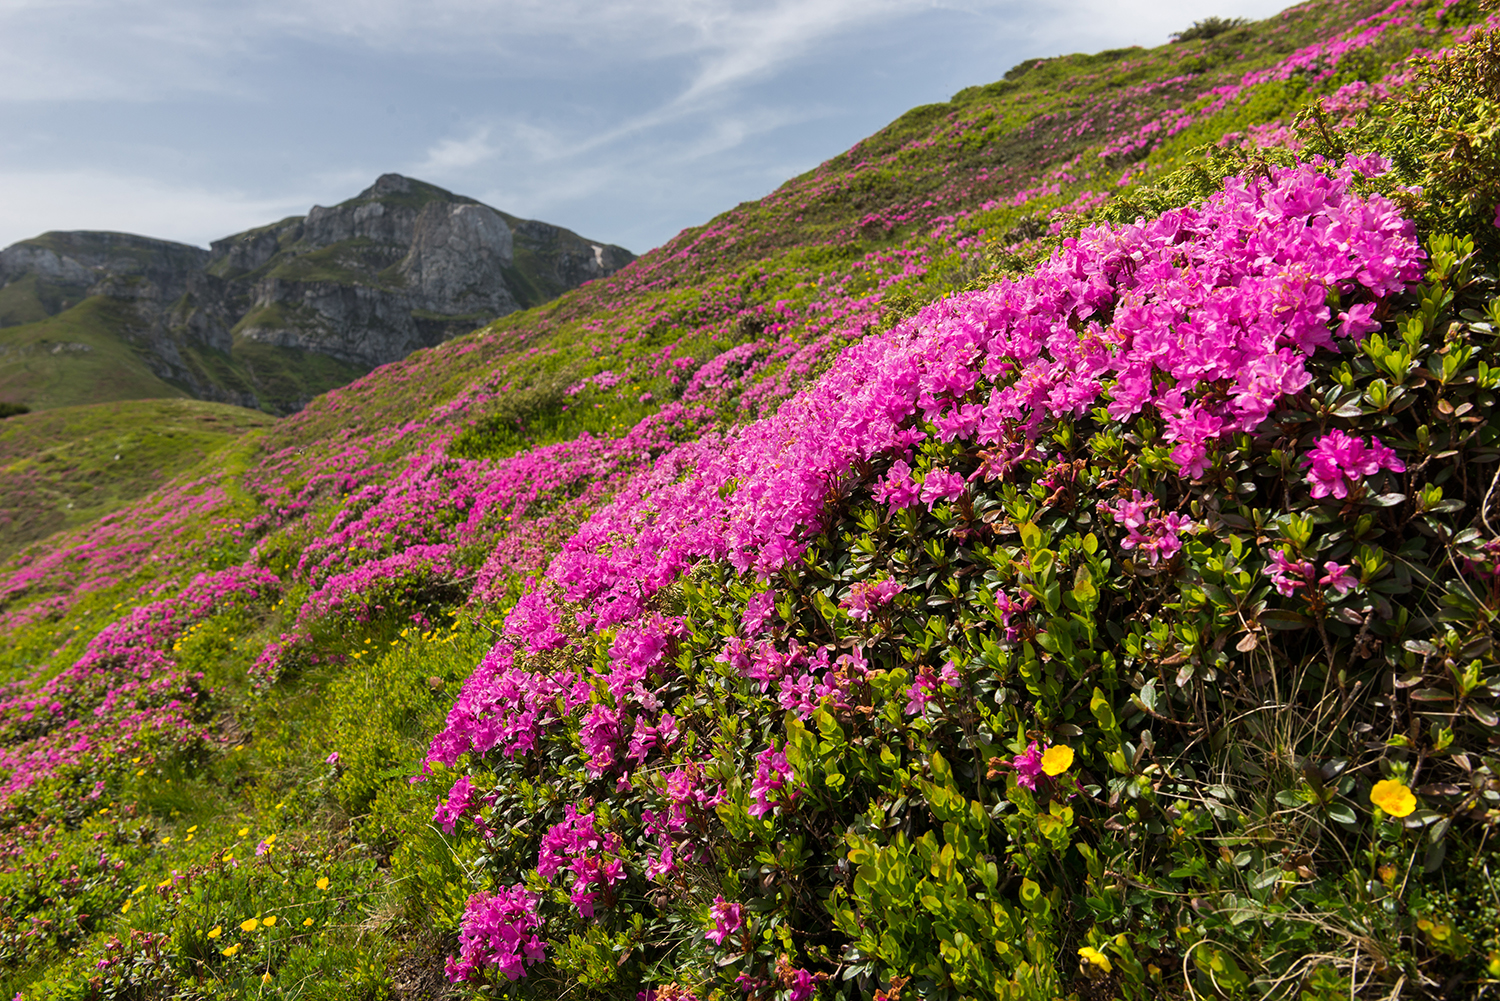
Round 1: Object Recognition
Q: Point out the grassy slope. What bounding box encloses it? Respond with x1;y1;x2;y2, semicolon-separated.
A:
1;0;1493;998
0;399;273;560
0;296;188;410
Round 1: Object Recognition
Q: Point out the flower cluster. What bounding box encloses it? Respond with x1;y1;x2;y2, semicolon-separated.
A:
840;578;901;621
747;745;799;819
1098;491;1197;565
1301;429;1405;499
536;804;625;918
1263;551;1360;598
445;885;547;982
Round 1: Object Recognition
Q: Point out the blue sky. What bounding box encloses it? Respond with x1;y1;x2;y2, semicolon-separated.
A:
0;0;1297;255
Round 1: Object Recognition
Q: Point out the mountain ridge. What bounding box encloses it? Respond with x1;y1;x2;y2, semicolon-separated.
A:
0;173;634;414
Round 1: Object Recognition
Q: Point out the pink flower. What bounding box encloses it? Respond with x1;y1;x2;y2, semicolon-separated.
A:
919;468;967;510
1302;430;1404;499
873;461;920;511
446;885;546;983
748;745;798;818
434;775;476;834
841;578;901;621
706;896;744;945
1011;741;1045;791
1264;549;1315;596
1319;561;1359;596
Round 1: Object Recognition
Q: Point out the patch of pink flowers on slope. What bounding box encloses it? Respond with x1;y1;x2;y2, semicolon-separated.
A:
431;159;1425;976
0;566;280;808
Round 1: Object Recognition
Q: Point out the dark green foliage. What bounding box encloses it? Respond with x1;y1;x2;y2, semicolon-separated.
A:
0;403;28;419
1173;17;1250;42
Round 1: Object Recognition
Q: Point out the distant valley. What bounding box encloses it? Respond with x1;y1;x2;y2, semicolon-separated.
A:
0;174;633;414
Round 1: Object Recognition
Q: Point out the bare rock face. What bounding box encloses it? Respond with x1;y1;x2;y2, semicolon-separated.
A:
0;174;636;413
399;203;518;315
0;244;95;287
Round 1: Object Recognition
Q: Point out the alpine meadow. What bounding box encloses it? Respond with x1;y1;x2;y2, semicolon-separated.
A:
3;0;1500;999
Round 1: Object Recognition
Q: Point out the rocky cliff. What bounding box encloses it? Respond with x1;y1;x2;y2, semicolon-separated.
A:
0;175;634;413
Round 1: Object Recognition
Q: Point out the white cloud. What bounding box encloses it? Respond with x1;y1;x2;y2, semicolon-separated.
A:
412;128;500;177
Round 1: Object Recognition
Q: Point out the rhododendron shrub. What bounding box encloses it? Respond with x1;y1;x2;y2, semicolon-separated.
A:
430;143;1500;997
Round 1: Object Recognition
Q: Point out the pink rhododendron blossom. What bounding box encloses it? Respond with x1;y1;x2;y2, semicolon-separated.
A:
1302;430;1405;499
1011;742;1046;790
841;578;901;621
1264;549;1316;596
873;461;921;511
919;468;968;509
748;745;798;818
1099;491;1197;565
1319;561;1359;596
434;775;476;834
788;968;826;1001
536;805;625;918
446;884;546;983
706;896;744;945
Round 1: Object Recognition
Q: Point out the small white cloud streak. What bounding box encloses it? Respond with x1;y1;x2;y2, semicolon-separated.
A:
413;128;500;176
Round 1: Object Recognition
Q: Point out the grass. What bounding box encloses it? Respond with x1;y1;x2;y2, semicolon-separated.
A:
0;398;272;560
0;296;188;410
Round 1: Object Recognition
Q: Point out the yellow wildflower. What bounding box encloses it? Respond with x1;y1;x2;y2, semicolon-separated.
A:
263;915;278;927
1078;946;1112;974
303;917;315;927
241;918;260;932
1041;745;1075;776
120;899;132;914
221;943;241;957
207;926;222;939
316;876;329;891
238;827;249;837
1370;779;1417;818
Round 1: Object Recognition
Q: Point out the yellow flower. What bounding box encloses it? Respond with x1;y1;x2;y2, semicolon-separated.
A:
120;899;132;914
221;943;241;957
241;918;260;932
207;925;222;939
262;915;278;927
1041;745;1075;776
1078;946;1113;974
303;917;315;927
238;827;249;837
316;876;329;891
1370;779;1417;818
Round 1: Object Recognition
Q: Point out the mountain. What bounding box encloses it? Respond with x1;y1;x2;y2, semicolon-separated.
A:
0;174;634;414
3;2;1499;999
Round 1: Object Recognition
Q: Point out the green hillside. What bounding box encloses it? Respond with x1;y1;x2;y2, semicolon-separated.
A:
1;1;1498;999
0;296;189;409
0;398;273;559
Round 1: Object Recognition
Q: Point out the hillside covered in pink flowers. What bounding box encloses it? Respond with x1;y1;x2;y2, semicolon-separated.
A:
3;1;1500;999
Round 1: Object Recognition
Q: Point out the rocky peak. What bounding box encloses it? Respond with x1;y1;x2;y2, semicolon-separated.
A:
398;202;517;314
0;176;636;415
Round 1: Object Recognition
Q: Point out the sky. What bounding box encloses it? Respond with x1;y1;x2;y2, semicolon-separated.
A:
0;0;1299;256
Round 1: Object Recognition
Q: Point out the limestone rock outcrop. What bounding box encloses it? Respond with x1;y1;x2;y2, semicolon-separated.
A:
0;175;635;413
